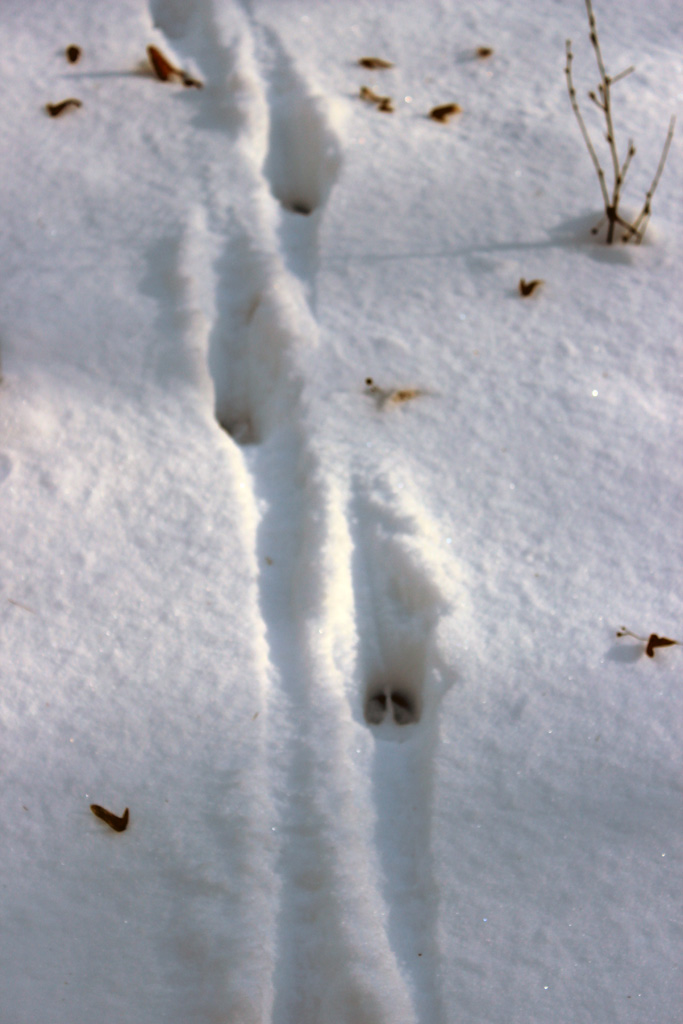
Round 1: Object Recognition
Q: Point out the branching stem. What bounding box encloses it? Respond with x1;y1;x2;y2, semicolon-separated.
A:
565;0;675;244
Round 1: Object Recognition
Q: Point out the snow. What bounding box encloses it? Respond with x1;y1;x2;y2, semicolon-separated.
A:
0;0;681;1021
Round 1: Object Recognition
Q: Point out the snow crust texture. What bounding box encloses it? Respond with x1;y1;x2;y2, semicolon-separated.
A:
0;0;681;1022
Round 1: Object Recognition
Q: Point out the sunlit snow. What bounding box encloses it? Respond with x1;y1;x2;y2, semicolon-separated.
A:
1;1;681;1022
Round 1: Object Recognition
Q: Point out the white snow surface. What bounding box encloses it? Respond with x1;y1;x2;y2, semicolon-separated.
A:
1;0;681;1021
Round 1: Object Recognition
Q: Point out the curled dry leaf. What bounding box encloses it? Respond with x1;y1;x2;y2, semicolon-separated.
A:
147;44;179;81
429;103;462;123
45;98;82;117
358;57;394;69
519;278;544;297
147;45;203;87
645;634;678;657
90;804;130;832
65;45;81;64
476;46;494;58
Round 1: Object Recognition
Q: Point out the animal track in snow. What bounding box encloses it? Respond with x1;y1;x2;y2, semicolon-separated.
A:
248;25;346;301
348;474;461;1022
257;27;344;218
206;219;316;447
351;475;455;738
142;7;456;1019
365;687;420;726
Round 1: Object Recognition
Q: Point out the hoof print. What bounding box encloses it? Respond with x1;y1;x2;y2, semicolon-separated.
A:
90;804;129;832
218;415;258;446
365;686;420;726
365;692;388;725
390;690;417;725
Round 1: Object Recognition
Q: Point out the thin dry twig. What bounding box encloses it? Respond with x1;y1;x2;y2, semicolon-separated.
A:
565;0;675;244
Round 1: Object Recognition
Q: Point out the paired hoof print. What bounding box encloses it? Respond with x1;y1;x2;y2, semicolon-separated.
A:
90;804;129;832
365;686;420;726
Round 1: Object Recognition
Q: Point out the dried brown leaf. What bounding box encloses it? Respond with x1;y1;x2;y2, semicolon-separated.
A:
90;804;130;832
429;103;462;123
518;278;544;297
358;57;394;69
45;98;82;117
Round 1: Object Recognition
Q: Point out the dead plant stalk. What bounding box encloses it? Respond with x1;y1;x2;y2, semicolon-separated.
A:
565;0;675;243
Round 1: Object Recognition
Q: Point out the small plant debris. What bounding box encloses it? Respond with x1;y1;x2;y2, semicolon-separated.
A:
90;804;130;832
429;103;462;123
45;98;82;117
518;278;544;296
147;45;203;88
359;86;394;112
364;377;423;407
65;45;81;64
147;44;176;80
181;72;203;89
476;46;494;58
565;0;675;244
358;57;394;69
616;627;679;658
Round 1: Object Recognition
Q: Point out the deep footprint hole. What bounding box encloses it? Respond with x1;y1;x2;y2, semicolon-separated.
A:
364;680;421;727
217;414;259;446
283;200;314;216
